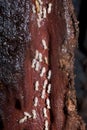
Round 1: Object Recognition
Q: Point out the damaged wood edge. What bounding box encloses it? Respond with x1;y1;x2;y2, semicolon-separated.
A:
59;0;86;129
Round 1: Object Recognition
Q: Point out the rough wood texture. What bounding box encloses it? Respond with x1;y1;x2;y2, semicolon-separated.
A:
0;0;85;130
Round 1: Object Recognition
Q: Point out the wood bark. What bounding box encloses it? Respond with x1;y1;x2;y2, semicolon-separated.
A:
0;0;85;130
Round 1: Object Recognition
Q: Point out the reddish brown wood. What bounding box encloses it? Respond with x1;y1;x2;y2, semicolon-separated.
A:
0;0;85;130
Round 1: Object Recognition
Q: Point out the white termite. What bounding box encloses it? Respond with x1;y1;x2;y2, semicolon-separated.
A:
37;18;41;28
38;0;43;5
39;4;43;16
43;79;48;89
46;98;51;109
35;61;40;71
47;84;51;94
40;67;46;77
43;107;47;118
43;7;47;18
32;5;36;13
38;53;43;62
42;39;48;50
32;110;37;119
41;89;46;99
48;3;52;14
35;81;39;91
19;116;27;124
45;120;49;130
47;70;52;80
34;97;38;107
24;112;32;118
31;59;37;68
38;10;43;19
37;7;43;28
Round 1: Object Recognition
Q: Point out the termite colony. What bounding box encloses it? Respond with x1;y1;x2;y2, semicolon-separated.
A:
32;0;52;28
19;0;52;129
